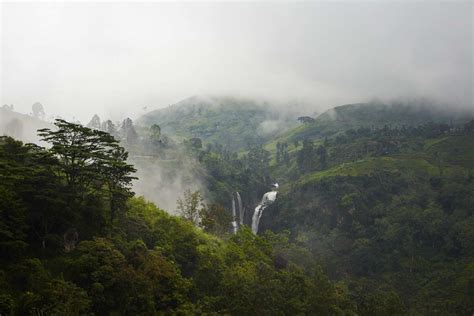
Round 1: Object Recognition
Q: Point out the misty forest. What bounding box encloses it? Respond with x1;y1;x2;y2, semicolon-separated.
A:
1;2;474;316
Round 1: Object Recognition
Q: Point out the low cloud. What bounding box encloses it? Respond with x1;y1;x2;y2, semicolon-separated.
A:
130;154;206;214
1;2;471;122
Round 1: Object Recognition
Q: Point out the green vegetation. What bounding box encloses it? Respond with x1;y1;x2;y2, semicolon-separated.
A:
0;121;354;315
261;117;474;315
138;96;295;152
145;100;474;315
2;101;473;315
139;99;474;314
271;101;473;145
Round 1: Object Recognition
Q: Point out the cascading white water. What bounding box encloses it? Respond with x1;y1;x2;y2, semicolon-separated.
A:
251;184;278;234
231;195;238;234
236;192;244;225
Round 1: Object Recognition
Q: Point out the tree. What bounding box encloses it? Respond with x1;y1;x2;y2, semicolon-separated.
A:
40;278;91;315
147;124;163;153
276;142;281;163
463;119;474;134
101;120;117;137
38;120;113;190
246;146;271;183
100;146;137;221
316;145;328;169
86;114;101;130
177;190;205;226
0;136;66;250
0;186;28;257
150;124;161;142
32;102;45;120
297;116;315;124
119;118;138;146
38;119;136;221
200;203;232;236
297;138;315;172
189;137;202;149
68;237;136;314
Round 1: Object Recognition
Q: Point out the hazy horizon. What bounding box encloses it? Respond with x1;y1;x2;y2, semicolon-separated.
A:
1;1;472;122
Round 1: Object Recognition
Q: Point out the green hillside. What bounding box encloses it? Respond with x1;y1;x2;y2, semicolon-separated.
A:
171;102;474;314
2;101;473;315
256;117;474;314
292;135;474;187
270;102;473;147
138;96;296;152
0;122;354;315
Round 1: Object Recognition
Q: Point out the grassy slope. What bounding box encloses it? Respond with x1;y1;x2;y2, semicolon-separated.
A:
282;135;474;191
424;135;474;168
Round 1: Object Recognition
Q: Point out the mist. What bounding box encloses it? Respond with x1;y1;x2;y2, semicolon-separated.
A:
130;154;207;214
2;1;472;123
1;1;472;212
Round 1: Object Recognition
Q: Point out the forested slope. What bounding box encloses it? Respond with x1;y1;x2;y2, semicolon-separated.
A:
0;121;354;315
138;95;296;152
266;102;473;151
152;101;474;315
138;99;474;314
260;115;474;315
2;101;473;315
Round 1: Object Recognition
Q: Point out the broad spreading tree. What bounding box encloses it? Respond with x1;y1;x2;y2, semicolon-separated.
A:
38;119;136;221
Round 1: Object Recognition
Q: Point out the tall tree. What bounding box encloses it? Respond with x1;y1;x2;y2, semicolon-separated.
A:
150;124;161;143
101;120;118;137
32;102;45;120
176;190;204;226
316;145;328;169
246;146;271;182
100;146;137;221
297;138;315;172
86;114;101;130
119;118;138;146
38;119;136;220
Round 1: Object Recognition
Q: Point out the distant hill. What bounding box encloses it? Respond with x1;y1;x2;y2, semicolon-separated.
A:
318;101;471;129
0;107;53;144
269;101;474;146
138;96;297;152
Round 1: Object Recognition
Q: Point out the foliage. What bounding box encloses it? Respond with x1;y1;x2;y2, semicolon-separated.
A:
0;123;354;315
159;107;474;315
138;96;295;152
3;102;473;314
176;189;205;226
260;119;474;315
38;119;137;222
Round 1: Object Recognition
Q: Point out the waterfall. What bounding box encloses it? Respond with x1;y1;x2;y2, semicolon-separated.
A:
236;192;244;225
231;195;238;234
251;184;278;234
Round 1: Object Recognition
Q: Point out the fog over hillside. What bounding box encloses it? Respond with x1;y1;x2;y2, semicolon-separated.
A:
2;1;472;214
1;2;474;314
2;2;472;122
0;106;53;144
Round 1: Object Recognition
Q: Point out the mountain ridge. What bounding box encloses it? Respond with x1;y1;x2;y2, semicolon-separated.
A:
138;95;298;151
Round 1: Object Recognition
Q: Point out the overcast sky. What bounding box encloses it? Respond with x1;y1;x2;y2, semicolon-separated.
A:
1;1;472;122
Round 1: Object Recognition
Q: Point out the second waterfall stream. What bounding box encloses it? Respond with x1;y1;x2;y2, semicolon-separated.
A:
251;183;279;234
